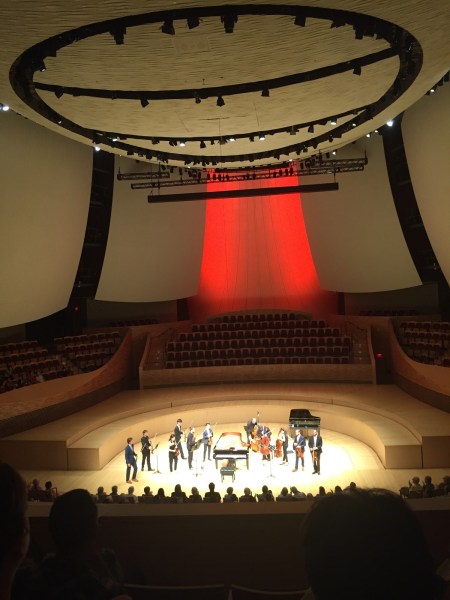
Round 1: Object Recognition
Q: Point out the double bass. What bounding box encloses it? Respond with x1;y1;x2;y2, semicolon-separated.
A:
260;427;271;457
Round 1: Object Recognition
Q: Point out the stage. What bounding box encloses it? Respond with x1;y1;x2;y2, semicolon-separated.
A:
2;381;449;499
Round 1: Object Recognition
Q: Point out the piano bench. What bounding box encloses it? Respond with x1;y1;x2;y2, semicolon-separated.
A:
220;466;236;483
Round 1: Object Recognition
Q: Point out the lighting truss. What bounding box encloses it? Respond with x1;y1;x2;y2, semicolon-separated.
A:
129;158;367;190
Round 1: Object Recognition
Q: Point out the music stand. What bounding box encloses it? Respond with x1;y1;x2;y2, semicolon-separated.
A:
152;443;161;474
266;446;276;479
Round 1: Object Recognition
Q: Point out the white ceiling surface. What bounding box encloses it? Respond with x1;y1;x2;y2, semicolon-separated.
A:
0;1;449;168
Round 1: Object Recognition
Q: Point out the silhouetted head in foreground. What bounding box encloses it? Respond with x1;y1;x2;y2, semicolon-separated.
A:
302;488;438;600
49;489;97;553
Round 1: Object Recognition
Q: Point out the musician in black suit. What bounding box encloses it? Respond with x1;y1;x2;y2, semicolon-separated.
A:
140;429;153;471
174;418;185;459
292;429;306;472
245;417;257;443
168;434;178;472
279;428;289;464
125;437;138;483
186;426;196;470
202;423;213;461
308;429;323;475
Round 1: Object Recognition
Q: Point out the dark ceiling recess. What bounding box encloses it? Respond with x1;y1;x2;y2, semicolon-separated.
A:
71;150;114;300
10;4;422;169
381;116;450;316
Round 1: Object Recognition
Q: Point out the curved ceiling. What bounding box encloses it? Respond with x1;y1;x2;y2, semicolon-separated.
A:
0;0;449;168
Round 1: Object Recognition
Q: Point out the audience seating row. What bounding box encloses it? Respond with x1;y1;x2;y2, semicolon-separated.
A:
0;348;49;366
193;322;334;333
167;346;349;362
54;331;120;350
166;356;350;368
109;319;158;327
170;336;350;351
212;314;323;325
0;339;38;355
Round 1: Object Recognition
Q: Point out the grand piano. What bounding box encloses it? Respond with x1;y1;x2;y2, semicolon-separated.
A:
213;432;250;469
288;409;321;433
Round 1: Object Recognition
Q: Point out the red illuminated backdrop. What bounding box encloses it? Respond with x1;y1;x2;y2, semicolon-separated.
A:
188;176;337;322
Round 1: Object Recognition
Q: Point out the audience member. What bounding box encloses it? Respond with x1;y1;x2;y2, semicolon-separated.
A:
0;462;29;600
28;478;42;502
188;487;203;503
257;485;274;502
223;487;238;503
423;475;435;498
302;488;442;600
290;486;306;500
276;487;292;501
155;487;169;504
108;485;120;503
37;489;131;599
124;486;138;504
334;485;343;494
316;486;326;498
94;486;107;503
140;486;154;504
171;483;188;504
204;482;221;503
239;487;256;503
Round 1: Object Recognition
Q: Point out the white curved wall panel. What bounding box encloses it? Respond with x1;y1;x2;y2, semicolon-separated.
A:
301;136;421;292
0;112;92;328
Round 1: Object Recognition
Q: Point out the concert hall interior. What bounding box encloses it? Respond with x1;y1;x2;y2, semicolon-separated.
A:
0;0;449;594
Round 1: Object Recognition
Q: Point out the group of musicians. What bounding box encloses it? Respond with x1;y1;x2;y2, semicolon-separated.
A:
125;417;323;482
245;417;323;474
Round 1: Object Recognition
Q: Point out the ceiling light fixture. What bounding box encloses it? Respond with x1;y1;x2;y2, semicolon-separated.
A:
179;139;186;147
140;97;149;108
0;104;9;111
110;27;126;45
217;95;225;107
308;124;314;133
221;13;237;33
194;92;201;104
353;65;362;76
187;16;200;29
259;133;265;141
386;119;394;127
261;88;270;97
200;140;206;148
161;20;175;35
294;14;306;27
54;88;64;99
330;117;337;125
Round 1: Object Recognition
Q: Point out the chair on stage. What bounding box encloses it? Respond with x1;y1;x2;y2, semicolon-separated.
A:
124;583;228;600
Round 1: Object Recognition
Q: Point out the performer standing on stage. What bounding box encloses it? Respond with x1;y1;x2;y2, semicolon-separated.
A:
125;437;138;483
202;422;213;461
168;433;179;472
186;426;196;470
292;429;306;472
309;429;323;475
245;417;258;443
140;429;153;471
279;428;289;465
174;418;185;459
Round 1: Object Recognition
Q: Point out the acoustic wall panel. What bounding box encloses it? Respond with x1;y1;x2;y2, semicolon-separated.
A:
301;136;421;293
0;112;92;328
96;158;206;302
402;84;450;286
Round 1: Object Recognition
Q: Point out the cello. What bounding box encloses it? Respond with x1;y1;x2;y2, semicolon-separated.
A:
259;426;271;458
250;424;261;453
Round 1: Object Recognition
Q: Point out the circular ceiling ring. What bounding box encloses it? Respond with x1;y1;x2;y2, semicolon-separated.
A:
9;4;423;168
